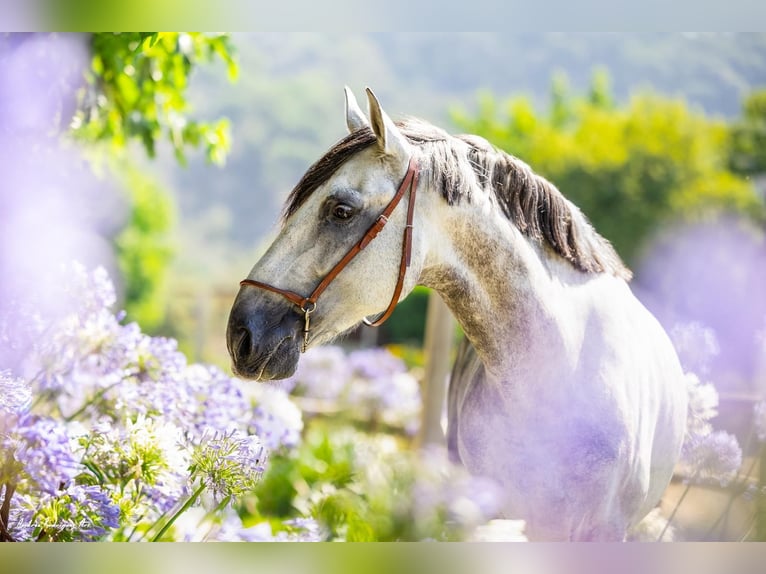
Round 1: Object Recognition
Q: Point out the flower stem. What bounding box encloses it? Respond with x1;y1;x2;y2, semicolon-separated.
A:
658;481;692;542
0;482;17;542
64;380;123;422
150;483;206;542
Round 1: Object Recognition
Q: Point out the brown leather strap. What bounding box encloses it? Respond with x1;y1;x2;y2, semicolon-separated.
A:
238;279;310;310
363;166;418;326
240;157;419;331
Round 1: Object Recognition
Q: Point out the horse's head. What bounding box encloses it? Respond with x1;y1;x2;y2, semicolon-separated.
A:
227;88;425;380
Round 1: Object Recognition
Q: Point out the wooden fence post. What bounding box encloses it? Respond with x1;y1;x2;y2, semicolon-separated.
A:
757;442;766;541
417;290;455;448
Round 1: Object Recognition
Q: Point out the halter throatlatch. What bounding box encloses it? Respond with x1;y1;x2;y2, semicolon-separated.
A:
240;157;419;352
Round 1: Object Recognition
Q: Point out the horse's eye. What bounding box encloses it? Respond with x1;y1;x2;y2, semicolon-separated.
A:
332;203;354;220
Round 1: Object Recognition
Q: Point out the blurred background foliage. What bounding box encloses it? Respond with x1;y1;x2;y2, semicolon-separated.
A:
64;32;238;333
72;32;236;165
451;71;765;263
56;33;766;370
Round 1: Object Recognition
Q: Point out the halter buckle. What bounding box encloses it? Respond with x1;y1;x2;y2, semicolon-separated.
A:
300;301;316;353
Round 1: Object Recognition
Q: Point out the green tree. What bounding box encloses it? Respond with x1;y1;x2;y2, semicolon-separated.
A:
113;167;175;330
70;32;237;330
728;89;766;176
73;32;236;165
451;72;764;264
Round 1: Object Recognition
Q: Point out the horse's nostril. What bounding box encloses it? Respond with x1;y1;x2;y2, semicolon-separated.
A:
236;327;252;359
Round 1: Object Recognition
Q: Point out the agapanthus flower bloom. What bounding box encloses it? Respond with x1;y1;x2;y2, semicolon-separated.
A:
28;484;120;542
670;322;720;375
627;508;675;542
11;415;81;494
250;384;303;451
0;370;31;425
684;372;719;438
679;430;743;486
282;345;350;398
348;348;407;381
282;345;421;434
190;429;266;500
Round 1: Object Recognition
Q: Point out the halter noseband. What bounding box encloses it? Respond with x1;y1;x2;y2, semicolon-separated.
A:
239;157;419;352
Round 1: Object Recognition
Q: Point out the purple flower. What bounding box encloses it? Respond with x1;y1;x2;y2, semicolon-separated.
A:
191;429;266;500
282;345;350;399
679;430;743;486
12;415;81;494
6;491;36;541
250;385;303;451
0;370;31;420
215;517;275;542
670;322;720;375
66;484;121;539
348;348;406;381
190;365;249;434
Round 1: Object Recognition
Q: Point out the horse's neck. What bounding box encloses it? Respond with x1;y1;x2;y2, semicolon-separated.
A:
420;193;576;385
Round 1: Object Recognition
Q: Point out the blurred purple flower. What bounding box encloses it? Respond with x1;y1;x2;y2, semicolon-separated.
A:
0;370;31;419
189;365;249;434
754;401;766;443
0;35;125;376
670;322;720;376
348;348;407;380
216;518;275;542
66;484;121;539
11;415;81;494
679;429;742;486
684;372;719;438
250;385;303;451
638;218;766;389
282;345;350;398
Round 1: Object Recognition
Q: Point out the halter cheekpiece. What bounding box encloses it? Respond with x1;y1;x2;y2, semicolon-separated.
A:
239;157;419;352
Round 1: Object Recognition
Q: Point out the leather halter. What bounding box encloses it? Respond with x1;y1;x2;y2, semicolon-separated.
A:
240;157;419;352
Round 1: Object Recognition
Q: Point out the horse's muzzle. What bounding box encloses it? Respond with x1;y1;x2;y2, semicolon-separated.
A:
226;293;302;381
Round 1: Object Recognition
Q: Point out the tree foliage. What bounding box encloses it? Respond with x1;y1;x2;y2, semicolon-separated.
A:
113;166;175;331
72;32;236;165
68;33;237;332
451;73;764;264
728;89;766;176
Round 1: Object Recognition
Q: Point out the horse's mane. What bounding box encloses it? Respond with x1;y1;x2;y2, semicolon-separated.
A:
283;118;631;280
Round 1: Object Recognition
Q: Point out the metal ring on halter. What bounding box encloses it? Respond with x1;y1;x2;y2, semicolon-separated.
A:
361;314;382;327
301;301;317;314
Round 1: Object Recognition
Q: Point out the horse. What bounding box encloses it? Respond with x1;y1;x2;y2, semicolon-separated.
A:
226;87;688;541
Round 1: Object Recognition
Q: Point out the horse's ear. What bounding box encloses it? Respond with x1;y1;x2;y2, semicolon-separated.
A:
366;87;409;159
344;86;369;133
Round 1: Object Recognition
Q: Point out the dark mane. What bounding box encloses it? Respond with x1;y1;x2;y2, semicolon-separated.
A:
283;118;631;280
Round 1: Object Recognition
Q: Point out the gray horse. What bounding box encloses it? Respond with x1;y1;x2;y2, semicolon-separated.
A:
227;87;687;540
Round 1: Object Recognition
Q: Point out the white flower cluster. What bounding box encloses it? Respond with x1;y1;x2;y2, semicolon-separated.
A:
677;371;742;487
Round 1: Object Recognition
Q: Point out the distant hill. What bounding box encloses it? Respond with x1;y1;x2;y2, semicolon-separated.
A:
151;33;766;251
